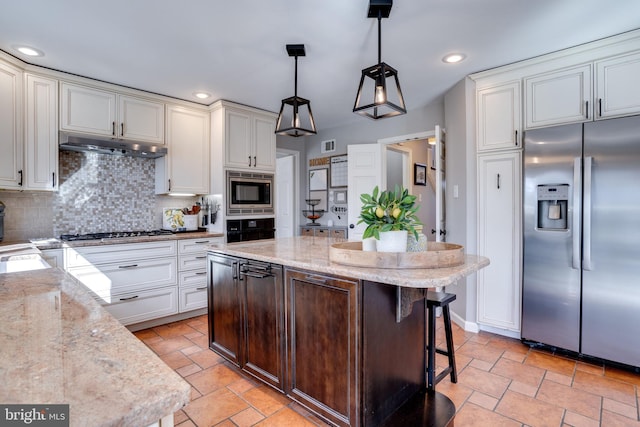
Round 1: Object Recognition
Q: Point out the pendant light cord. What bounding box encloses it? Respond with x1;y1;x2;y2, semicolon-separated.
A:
377;10;382;64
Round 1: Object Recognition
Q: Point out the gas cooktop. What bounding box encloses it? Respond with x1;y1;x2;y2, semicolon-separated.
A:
59;230;174;241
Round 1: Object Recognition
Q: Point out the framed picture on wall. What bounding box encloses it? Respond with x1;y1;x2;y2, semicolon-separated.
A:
414;163;427;186
309;168;328;191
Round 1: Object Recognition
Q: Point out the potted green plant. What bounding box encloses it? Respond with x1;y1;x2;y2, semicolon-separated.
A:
357;185;422;252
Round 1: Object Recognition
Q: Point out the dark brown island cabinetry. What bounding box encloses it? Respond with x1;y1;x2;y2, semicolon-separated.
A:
207;253;285;390
208;252;430;427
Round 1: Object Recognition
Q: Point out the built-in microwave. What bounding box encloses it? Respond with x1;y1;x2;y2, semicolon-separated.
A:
226;170;274;216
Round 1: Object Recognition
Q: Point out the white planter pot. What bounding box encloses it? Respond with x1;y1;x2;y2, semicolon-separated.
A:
376;230;408;253
362;237;377;252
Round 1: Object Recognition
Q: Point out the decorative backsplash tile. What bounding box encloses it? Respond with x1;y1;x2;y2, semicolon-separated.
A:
54;151;158;235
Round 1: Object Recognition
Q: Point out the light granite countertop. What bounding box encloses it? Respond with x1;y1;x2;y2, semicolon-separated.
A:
27;231;224;250
0;268;191;426
209;236;490;288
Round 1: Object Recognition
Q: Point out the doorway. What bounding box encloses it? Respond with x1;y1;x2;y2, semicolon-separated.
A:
275;149;299;238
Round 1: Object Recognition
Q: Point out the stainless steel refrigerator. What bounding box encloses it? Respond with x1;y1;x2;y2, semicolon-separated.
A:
522;115;640;368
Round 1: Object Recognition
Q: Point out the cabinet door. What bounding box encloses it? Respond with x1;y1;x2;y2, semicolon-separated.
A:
477;152;521;332
525;64;592;129
25;73;58;191
208;254;242;366
596;51;640;119
60;82;116;136
285;269;359;427
118;95;164;143
253;114;276;171
160;105;210;194
225;108;253;169
241;262;284;390
101;286;178;326
0;61;23;190
477;81;521;151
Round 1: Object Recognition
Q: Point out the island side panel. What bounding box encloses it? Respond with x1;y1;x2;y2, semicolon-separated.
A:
285;269;359;427
208;253;243;366
361;281;425;426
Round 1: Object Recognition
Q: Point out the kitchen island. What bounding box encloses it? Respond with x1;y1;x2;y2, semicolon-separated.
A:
0;267;191;427
207;236;489;427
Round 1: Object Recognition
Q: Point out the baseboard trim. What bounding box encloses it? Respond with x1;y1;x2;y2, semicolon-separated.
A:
450;311;479;333
478;323;521;339
126;308;207;332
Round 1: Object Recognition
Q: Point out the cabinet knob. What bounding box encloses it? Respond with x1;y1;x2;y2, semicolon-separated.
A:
349;224;355;229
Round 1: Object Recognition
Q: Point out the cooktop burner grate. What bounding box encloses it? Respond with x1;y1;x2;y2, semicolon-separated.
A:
60;230;174;241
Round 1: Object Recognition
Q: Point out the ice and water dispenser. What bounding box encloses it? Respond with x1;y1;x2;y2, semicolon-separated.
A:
536;184;569;230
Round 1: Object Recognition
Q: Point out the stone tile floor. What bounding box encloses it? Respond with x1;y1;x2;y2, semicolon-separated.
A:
134;315;640;426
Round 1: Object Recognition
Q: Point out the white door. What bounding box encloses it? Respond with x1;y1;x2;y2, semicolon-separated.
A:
347;144;383;241
276;154;295;237
434;125;446;242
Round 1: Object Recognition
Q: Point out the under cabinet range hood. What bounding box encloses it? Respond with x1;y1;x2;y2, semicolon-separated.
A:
59;132;167;158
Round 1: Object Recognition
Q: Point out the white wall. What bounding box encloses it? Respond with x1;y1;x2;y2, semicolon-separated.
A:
444;76;478;330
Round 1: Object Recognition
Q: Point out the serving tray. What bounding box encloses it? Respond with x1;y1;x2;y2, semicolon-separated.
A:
329;241;464;269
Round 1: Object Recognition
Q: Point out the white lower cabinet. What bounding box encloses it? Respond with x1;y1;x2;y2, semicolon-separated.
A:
178;237;223;312
101;286;178;326
65;241;179;326
477;151;522;334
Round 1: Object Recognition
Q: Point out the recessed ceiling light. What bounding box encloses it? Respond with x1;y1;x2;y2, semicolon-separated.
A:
13;45;44;57
442;53;466;64
193;92;211;99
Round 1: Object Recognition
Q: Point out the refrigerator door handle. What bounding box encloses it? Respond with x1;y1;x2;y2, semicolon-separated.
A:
572;157;582;270
583;156;593;270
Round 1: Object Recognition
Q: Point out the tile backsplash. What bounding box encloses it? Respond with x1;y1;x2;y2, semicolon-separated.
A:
0;151;199;242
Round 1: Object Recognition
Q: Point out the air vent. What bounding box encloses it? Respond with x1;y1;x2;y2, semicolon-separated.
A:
321;139;336;153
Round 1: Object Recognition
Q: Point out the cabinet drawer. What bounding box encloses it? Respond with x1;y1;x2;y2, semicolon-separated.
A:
179;254;208;271
179;269;207;287
66;241;177;267
178;237;223;254
179;285;208;312
68;257;177;299
100;286;178;326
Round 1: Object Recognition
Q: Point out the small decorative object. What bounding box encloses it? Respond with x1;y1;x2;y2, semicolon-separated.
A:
357;185;422;252
407;225;428;252
414;163;427;186
303;199;325;226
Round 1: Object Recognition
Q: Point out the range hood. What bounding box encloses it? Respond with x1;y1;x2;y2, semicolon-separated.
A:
59;132;167;158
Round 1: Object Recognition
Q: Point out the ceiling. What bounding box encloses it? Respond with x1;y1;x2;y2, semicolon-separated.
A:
2;0;640;132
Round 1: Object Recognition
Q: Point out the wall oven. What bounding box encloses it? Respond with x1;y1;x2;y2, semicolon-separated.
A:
226;170;274;216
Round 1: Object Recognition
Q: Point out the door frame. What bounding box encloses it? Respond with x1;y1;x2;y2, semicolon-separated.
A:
276;148;300;237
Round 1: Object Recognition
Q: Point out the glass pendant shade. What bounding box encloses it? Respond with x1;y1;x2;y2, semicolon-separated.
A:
276;95;316;137
353;0;406;120
353;62;406;119
275;44;317;137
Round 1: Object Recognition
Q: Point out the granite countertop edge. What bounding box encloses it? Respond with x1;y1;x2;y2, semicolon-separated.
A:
208;236;490;288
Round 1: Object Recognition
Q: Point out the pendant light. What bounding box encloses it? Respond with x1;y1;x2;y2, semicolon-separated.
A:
275;44;317;137
353;0;406;120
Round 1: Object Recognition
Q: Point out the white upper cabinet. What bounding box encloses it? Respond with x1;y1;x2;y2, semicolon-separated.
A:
60;82;164;143
0;61;23;190
24;73;58;191
156;104;210;195
524;64;592;129
222;105;276;172
595;51;640;119
477;81;521;152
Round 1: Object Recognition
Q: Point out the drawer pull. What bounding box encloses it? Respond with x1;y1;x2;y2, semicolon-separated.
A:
195;272;207;275
304;275;328;285
196;287;207;291
118;264;139;269
194;240;209;244
119;295;139;301
195;256;206;259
